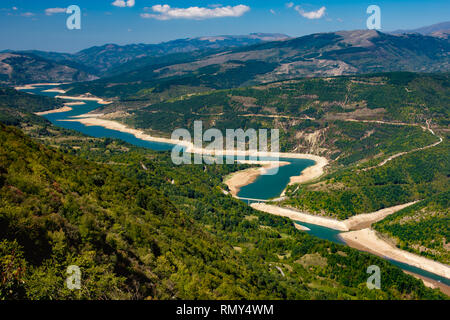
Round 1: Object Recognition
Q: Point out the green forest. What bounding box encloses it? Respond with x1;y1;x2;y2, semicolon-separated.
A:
282;139;449;219
0;123;444;300
0;75;448;300
101;72;445;168
374;191;449;264
0;96;446;300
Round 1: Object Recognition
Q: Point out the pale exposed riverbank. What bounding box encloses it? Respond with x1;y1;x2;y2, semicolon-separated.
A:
403;271;450;295
14;83;68;90
343;201;419;230
252;202;450;290
340;228;450;280
35;106;73;115
251;202;417;232
287;156;328;185
34;101;87;116
55;95;112;105
251;203;349;231
62;114;329;200
60;115;329;162
15;83;113;105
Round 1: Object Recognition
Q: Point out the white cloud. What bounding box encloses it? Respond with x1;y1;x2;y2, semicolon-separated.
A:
112;0;135;8
21;12;35;17
294;5;326;19
285;2;294;9
45;8;66;16
270;9;276;15
12;7;18;11
141;4;250;20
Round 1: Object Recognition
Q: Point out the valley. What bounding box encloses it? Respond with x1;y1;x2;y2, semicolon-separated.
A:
10;81;449;295
1;21;449;301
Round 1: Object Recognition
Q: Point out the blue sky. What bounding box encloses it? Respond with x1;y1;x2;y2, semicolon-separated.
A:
1;0;449;52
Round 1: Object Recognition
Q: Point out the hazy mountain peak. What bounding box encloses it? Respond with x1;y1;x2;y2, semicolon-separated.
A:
391;21;450;36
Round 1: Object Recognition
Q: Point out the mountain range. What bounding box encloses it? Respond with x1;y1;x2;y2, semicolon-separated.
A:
61;29;450;101
0;52;97;85
392;21;450;38
10;33;289;76
2;23;449;92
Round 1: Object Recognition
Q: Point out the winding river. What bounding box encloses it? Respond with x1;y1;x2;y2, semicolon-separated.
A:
22;85;450;290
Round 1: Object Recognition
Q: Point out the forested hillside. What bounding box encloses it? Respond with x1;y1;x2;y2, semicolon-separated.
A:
0;53;95;85
92;72;445;168
374;191;449;264
0;94;446;299
282;140;449;218
61;30;450;100
0;87;64;126
24;33;289;75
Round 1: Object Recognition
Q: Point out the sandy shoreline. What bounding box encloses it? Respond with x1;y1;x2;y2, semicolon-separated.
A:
403;271;450;295
343;201;418;230
15;84;112;105
62;115;329;199
34;101;86;116
14;83;66;90
252;202;450;291
251;203;350;231
288;156;328;185
61;114;329;200
43;88;66;93
294;223;311;231
35;106;73;116
55;95;112;105
23;88;328;189
251;202;417;232
340;228;450;280
20;87;450;294
61;116;329;161
64;101;86;106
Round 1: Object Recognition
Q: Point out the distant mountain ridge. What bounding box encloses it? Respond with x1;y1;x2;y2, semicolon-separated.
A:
391;21;450;36
3;26;450;88
62;29;450;100
15;33;289;75
0;52;96;85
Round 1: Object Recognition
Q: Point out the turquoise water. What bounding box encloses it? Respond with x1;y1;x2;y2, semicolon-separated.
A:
237;158;315;200
295;221;346;245
23;86;450;287
24;87;175;151
295;221;450;286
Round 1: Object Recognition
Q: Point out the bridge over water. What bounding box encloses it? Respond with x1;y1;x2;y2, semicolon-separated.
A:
236;196;286;204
